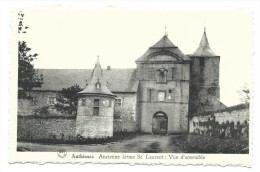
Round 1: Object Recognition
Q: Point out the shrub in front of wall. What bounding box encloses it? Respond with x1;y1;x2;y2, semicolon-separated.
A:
33;106;50;116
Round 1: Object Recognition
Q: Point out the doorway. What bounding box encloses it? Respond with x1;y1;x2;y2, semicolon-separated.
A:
152;112;168;134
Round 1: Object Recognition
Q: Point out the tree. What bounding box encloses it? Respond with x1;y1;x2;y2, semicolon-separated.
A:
239;84;250;104
18;11;43;98
54;84;83;116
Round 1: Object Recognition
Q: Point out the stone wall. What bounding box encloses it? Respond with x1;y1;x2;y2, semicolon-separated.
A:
189;56;222;115
17;116;76;141
113;119;137;132
136;63;190;81
18;91;58;116
189;104;249;138
17;115;137;141
18;91;138;138
136;62;190;134
113;93;138;132
76;95;114;138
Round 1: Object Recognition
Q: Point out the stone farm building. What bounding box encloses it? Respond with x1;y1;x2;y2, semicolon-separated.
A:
18;30;229;138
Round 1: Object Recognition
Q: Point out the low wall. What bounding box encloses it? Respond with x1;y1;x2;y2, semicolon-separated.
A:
18;116;137;141
113;119;137;132
189;104;249;138
17;116;76;141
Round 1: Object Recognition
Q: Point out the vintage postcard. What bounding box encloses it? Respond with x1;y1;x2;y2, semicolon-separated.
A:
9;4;254;166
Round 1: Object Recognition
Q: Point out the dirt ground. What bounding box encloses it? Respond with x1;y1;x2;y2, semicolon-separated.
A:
17;134;185;153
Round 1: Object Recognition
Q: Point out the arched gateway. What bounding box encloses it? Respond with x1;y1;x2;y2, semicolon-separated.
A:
152;112;168;134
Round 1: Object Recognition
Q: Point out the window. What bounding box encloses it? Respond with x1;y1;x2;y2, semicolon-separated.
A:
93;99;100;116
157;68;167;83
115;98;122;107
78;98;82;106
48;97;56;105
158;91;166;102
148;89;152;102
96;81;101;89
168;90;172;100
31;97;38;105
168;89;175;100
172;68;177;80
82;98;86;106
148;67;155;79
109;100;112;107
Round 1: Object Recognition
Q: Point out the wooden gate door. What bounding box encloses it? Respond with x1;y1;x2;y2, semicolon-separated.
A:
152;112;168;134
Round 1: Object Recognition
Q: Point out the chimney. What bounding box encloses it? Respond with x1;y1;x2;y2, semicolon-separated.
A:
107;66;111;70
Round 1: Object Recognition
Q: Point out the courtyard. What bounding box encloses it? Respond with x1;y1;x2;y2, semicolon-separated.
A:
17;134;249;154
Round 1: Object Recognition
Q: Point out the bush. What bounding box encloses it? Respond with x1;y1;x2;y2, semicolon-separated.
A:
171;134;249;154
33;106;50;116
17;131;139;145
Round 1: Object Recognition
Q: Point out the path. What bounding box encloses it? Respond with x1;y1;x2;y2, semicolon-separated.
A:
17;134;184;153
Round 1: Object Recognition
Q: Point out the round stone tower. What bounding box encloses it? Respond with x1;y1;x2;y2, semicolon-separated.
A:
189;29;222;115
76;58;116;138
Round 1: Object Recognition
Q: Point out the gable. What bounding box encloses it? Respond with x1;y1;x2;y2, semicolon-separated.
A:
147;53;180;62
136;35;190;63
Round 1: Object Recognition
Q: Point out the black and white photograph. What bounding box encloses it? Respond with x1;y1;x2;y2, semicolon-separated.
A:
1;1;259;168
15;7;251;155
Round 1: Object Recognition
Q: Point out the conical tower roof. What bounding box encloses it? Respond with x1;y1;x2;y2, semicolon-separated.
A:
78;58;115;97
193;29;217;57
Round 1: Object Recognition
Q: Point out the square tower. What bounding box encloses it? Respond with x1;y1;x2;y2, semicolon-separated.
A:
135;34;190;134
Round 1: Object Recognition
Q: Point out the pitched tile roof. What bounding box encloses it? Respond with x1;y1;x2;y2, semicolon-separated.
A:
136;35;190;63
33;68;139;93
152;35;177;48
192;29;217;57
78;59;115;96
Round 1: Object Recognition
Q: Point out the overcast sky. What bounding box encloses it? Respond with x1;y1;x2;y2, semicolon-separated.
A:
18;7;253;106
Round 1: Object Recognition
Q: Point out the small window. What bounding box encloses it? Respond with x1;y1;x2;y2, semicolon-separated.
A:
157;68;167;83
48;97;56;105
148;67;155;79
158;91;166;102
95;80;101;89
115;98;122;107
78;98;82;106
172;68;177;80
94;99;99;106
168;89;175;100
82;98;86;106
108;100;112;107
148;89;152;102
93;99;100;116
168;90;172;99
31;97;38;105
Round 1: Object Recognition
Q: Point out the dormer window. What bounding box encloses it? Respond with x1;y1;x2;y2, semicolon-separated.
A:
157;68;168;83
95;80;101;89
